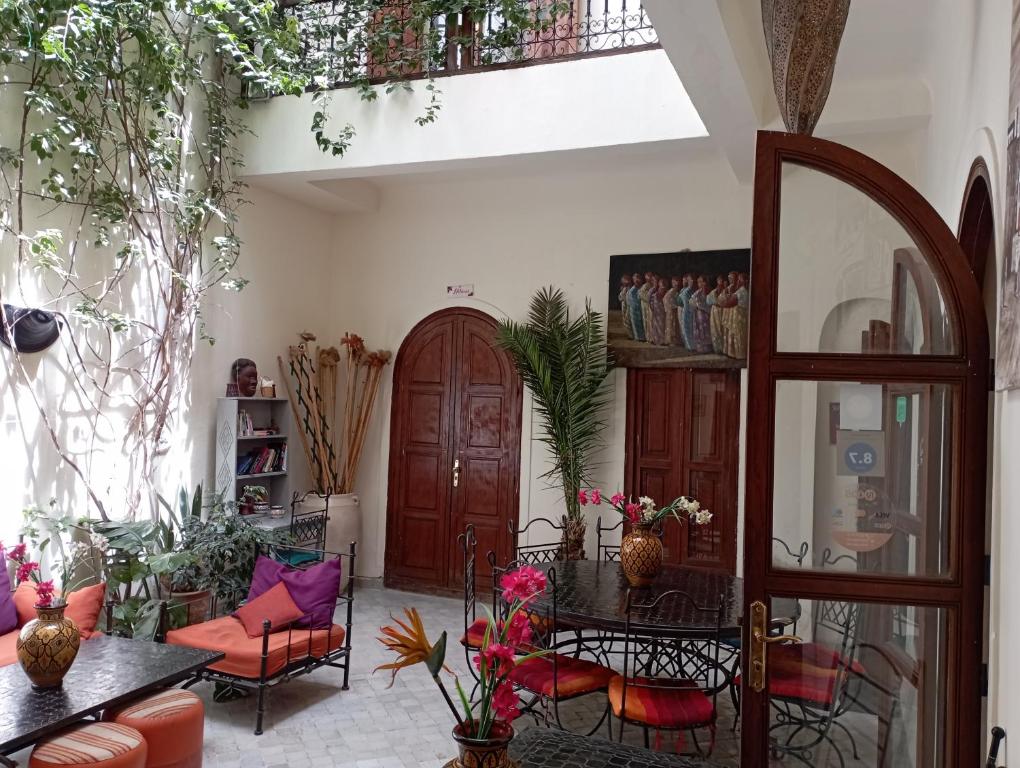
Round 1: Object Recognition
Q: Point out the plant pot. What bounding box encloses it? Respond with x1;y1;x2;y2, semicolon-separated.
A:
17;601;80;689
451;721;514;768
620;524;663;587
324;493;360;582
168;588;212;627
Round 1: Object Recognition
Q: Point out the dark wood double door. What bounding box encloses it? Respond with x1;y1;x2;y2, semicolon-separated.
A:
385;309;522;594
626;368;739;572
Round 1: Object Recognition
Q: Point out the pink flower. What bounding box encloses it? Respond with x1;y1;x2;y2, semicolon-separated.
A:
15;561;39;585
500;566;547;604
610;493;626;507
474;642;516;677
492;680;520;722
625;503;641;525
35;581;55;608
577;489;588;506
590;489;602;505
6;543;26;563
505;611;533;648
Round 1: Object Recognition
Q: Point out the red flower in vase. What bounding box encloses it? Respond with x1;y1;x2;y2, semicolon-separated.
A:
6;542;27;563
15;561;40;585
624;503;642;525
492;680;521;722
499;566;547;604
474;642;515;677
35;581;55;608
504;611;533;649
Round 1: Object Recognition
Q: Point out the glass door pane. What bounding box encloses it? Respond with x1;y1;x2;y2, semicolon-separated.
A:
776;162;959;356
771;379;955;579
766;596;947;768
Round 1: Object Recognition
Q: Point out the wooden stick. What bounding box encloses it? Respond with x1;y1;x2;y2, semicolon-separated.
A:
346;360;386;492
278;356;318;489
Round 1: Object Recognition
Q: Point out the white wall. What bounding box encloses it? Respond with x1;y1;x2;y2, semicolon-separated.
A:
328;152;753;577
242;49;705;183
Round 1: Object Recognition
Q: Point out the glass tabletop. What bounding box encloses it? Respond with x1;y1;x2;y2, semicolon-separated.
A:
511;727;723;767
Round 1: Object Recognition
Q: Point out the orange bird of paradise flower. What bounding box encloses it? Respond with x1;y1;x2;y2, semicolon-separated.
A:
375;607;450;686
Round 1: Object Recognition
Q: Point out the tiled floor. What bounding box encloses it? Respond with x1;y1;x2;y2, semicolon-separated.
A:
193;580;743;768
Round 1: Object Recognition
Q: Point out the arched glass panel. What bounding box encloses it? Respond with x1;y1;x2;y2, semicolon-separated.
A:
776;162;959;355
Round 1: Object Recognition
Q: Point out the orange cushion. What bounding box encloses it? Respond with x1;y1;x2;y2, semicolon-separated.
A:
770;641;865;676
509;654;614;698
29;722;146;767
15;582;106;637
166;615;346;679
460;618;490;649
608;675;715;729
105;689;204;765
0;631;17;667
233;582;304;638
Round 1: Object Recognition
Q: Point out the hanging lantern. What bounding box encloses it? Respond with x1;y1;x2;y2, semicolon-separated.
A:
762;0;851;136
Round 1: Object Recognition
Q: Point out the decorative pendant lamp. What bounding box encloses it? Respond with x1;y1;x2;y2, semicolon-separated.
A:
762;0;851;136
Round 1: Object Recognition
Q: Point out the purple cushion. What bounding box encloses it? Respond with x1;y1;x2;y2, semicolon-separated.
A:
0;550;17;635
245;555;341;629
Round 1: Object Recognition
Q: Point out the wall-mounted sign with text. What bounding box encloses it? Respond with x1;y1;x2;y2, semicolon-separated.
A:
447;283;475;298
835;429;885;477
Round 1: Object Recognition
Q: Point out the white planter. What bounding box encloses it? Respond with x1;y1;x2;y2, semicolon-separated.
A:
325;493;361;577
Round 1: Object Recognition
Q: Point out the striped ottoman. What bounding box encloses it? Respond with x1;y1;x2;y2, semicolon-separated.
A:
29;722;146;767
103;689;204;768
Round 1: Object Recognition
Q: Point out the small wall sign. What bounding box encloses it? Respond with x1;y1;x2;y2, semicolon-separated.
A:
836;429;885;477
447;283;475;298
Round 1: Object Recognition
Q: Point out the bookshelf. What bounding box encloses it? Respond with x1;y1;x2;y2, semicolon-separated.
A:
215;397;292;507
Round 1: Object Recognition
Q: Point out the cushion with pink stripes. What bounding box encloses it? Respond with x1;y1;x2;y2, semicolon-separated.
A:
114;688;201;720
32;722;143;764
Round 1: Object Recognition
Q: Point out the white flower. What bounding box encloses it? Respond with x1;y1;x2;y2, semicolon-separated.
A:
69;541;91;560
89;532;109;553
686;499;700;513
694;509;713;525
638;496;656;510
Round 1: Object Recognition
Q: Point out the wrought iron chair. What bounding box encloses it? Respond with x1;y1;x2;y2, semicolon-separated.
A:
458;525;489;683
611;588;725;755
596;516;624;562
490;558;614;735
276;491;329;566
509;516;565;565
773;537;810;567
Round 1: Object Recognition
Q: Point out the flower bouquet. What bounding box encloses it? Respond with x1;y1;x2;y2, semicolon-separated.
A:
5;542;82;688
580;489;712;586
375;565;548;766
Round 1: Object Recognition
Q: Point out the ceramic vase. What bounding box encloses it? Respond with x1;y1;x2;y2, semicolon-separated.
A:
620;524;663;587
324;493;361;587
17;601;80;689
451;722;514;768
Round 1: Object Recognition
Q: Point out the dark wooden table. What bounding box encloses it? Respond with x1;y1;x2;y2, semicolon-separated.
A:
0;635;223;761
510;727;723;767
532;559;797;638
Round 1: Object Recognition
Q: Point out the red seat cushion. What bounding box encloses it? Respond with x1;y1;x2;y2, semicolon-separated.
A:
509;654;614;698
233;582;305;638
460;618;490;649
768;667;841;706
608;675;715;729
166;615;345;679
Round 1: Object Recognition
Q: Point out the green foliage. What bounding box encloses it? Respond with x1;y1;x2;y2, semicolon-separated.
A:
496;287;613;521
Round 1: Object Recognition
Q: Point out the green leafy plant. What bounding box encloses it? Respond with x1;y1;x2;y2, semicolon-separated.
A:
496;287;613;559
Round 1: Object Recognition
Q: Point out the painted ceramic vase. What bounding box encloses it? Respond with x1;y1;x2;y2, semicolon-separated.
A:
17;601;80;689
451;722;514;768
620;523;663;587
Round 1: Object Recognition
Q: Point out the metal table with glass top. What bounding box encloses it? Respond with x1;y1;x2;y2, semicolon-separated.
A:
509;727;724;768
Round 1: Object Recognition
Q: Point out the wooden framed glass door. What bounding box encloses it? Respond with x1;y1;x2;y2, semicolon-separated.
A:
741;132;988;766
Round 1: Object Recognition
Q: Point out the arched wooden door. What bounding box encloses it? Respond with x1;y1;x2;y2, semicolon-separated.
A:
384;308;522;594
741;132;988;767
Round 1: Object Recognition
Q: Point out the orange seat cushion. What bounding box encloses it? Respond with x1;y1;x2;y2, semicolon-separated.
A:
30;722;146;767
770;642;865;676
0;631;18;667
105;689;204;768
166;615;346;679
608;675;715;729
233;582;304;638
509;654;614;699
15;582;106;637
460;618;490;649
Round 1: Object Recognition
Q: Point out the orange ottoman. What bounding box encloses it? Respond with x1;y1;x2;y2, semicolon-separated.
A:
30;722;146;768
104;688;204;768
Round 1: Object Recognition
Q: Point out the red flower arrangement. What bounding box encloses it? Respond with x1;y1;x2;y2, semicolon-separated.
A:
4;542;56;608
375;565;548;740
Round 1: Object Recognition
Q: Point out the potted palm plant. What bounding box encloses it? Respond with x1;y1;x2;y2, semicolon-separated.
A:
497;287;613;559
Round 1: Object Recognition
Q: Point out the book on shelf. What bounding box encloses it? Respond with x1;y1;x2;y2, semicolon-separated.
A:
237;445;287;476
237;409;254;437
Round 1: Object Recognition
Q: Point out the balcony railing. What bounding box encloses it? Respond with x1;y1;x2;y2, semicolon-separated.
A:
281;1;659;88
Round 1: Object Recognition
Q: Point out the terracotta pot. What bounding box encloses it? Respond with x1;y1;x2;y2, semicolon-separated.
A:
620;524;662;587
451;722;514;768
17;601;80;689
324;493;360;586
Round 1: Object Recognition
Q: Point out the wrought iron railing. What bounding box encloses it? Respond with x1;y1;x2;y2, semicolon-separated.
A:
280;0;659;88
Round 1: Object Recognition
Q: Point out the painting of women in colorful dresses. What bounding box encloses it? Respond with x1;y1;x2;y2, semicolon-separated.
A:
608;249;751;368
